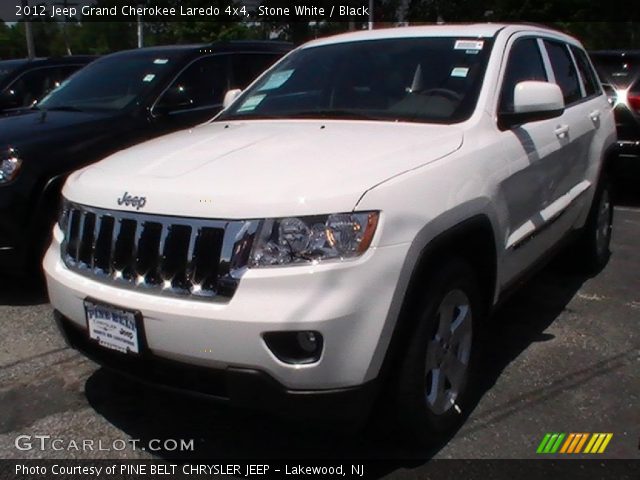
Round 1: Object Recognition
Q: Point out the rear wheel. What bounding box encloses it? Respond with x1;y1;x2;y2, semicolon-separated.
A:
577;178;613;272
394;258;482;440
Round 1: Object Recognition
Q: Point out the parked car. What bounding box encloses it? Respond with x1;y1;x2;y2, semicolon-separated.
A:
590;50;640;157
0;41;291;275
45;25;616;440
0;56;95;114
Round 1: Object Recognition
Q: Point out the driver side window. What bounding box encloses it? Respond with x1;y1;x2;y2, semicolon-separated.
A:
499;38;548;113
156;55;229;113
7;67;60;108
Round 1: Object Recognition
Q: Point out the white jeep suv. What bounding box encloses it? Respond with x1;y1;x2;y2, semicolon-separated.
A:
44;24;616;437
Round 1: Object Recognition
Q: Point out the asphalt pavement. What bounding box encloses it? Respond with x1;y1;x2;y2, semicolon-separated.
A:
0;178;638;475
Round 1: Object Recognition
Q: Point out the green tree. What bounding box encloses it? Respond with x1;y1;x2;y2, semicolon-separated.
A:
406;0;490;22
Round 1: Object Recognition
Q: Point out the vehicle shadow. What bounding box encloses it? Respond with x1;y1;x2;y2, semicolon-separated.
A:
83;255;593;473
0;275;48;306
613;155;640;207
468;256;591;421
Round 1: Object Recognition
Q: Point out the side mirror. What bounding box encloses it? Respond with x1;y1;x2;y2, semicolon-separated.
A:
223;89;242;109
153;86;193;116
499;81;564;129
0;89;21;110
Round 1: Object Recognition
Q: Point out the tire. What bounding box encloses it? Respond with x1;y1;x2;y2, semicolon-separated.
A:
576;177;613;273
394;257;483;441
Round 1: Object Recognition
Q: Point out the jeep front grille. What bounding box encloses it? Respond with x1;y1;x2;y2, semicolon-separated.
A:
59;202;260;301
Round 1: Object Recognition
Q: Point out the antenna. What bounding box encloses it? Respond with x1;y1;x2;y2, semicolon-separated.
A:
20;0;35;59
137;1;146;48
53;0;79;55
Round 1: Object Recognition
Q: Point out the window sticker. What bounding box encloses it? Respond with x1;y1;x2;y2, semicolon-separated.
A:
451;67;469;78
142;74;156;82
237;94;266;112
154;58;169;65
258;70;293;91
454;40;484;51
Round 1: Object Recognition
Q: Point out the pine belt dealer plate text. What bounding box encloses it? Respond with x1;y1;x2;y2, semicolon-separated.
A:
84;300;140;354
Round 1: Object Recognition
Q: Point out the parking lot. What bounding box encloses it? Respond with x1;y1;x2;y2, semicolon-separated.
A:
0;176;638;471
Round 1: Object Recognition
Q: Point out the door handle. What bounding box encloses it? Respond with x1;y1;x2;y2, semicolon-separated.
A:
590;109;601;123
554;125;569;138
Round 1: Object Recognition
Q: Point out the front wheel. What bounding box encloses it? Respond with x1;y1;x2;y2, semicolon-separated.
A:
394;258;482;440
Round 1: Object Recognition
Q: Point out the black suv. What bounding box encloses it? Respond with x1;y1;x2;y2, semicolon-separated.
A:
590;50;640;157
0;41;291;275
0;56;95;114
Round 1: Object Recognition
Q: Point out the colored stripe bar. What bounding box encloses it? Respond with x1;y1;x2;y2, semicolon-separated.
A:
567;434;583;453
537;432;614;454
537;433;552;453
574;433;589;453
584;433;599;453
560;433;575;453
544;434;559;453
550;433;566;453
590;434;607;454
598;434;613;453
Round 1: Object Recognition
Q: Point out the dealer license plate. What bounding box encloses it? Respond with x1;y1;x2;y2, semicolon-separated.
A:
84;301;140;355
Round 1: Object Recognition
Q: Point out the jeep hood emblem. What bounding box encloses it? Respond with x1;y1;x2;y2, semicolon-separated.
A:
117;192;147;210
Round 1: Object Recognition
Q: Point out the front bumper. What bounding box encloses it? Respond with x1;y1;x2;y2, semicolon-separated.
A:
54;311;378;420
0;185;28;271
44;224;409;391
0;175;55;273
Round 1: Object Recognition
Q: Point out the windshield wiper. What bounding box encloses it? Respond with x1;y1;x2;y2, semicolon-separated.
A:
218;112;281;121
220;109;387;122
37;105;85;112
282;109;386;121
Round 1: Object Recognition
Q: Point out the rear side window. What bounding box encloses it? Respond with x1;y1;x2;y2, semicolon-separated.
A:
570;46;601;97
499;38;548;112
544;40;582;105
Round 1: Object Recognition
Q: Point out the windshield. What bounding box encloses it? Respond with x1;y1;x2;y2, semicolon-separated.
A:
219;37;493;124
38;53;178;112
591;53;640;90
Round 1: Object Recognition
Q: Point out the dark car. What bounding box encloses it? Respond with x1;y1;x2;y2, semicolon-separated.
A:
0;56;95;113
0;41;291;275
590;50;640;156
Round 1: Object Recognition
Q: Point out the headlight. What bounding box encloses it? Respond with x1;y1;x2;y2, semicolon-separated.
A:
0;148;22;184
249;211;379;268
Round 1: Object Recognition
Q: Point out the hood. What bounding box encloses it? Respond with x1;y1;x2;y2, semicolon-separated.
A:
64;120;463;219
0;109;113;155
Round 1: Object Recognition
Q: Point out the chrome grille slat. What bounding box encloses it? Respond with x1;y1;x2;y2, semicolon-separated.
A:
108;218;122;277
136;221;162;285
127;221;143;280
116;219;138;280
94;215;114;274
89;214;101;270
75;211;87;262
59;202;259;302
66;209;82;264
155;223;169;286
184;226;200;289
78;211;96;267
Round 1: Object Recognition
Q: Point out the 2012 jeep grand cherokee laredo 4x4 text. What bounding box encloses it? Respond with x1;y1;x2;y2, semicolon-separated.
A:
44;24;616;439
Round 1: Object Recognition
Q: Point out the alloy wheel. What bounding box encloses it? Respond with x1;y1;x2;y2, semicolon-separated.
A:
424;289;473;415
